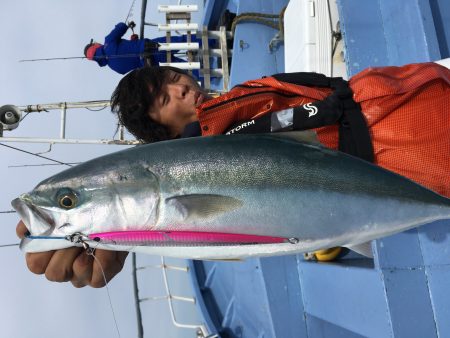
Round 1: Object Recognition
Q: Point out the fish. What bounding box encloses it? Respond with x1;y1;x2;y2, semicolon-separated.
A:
11;133;450;259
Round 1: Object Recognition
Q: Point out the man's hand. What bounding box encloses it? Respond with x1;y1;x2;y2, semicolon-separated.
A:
128;21;136;29
16;221;128;288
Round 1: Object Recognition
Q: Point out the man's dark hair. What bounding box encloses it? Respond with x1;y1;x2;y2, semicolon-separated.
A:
110;66;190;143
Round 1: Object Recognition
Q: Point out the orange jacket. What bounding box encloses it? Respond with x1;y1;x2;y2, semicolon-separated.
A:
196;62;450;197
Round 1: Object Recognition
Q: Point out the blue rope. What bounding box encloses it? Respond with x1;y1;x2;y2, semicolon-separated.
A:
26;235;67;240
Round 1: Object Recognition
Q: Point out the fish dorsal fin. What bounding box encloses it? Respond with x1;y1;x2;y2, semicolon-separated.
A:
165;194;243;221
346;241;374;258
270;130;321;145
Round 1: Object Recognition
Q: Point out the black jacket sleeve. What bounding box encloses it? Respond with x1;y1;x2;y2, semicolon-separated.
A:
225;73;374;162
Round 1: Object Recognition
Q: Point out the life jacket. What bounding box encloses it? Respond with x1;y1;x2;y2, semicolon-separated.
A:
195;62;450;198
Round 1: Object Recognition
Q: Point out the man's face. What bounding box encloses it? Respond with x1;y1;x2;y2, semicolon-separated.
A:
148;71;210;137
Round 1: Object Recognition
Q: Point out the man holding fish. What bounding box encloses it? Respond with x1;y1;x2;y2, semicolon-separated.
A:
15;60;450;287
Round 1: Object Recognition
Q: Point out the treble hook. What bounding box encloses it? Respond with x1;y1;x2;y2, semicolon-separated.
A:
66;232;95;254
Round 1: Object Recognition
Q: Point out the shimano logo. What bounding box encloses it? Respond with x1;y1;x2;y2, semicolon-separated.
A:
304;103;318;117
226;120;256;134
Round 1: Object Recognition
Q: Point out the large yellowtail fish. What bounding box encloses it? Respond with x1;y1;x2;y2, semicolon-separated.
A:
12;134;450;259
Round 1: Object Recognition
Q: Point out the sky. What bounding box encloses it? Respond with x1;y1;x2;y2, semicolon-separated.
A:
0;1;204;337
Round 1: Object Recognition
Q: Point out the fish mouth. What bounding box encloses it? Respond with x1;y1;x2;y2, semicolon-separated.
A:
11;196;56;236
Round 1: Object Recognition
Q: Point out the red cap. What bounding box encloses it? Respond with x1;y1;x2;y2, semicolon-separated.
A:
86;43;102;60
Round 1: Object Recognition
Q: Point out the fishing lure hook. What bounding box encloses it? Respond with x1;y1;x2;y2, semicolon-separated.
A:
66;232;97;256
66;232;92;249
65;232;88;243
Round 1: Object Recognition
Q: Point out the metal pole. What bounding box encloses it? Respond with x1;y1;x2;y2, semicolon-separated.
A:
201;25;211;91
119;125;125;141
158;42;199;50
132;253;144;338
19;100;110;113
140;0;147;38
160;256;209;335
158;62;200;69
60;103;67;139
219;26;230;92
158;23;199;31
0;137;139;145
1;100;138;145
136;264;189;272
140;295;195;303
158;5;198;12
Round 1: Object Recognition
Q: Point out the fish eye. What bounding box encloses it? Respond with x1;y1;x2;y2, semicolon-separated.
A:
57;190;78;209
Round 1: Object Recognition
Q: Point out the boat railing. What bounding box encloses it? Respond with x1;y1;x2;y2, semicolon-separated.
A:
132;253;217;338
140;2;232;93
0;100;139;145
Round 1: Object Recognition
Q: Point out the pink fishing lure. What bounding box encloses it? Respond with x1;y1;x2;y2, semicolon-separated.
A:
88;230;287;246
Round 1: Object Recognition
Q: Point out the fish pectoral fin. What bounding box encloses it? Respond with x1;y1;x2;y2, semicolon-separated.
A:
345;241;374;258
165;194;243;221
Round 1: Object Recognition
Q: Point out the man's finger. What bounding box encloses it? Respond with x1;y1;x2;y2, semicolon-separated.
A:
45;247;83;282
90;250;127;288
16;220;28;238
25;251;55;275
71;251;94;288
